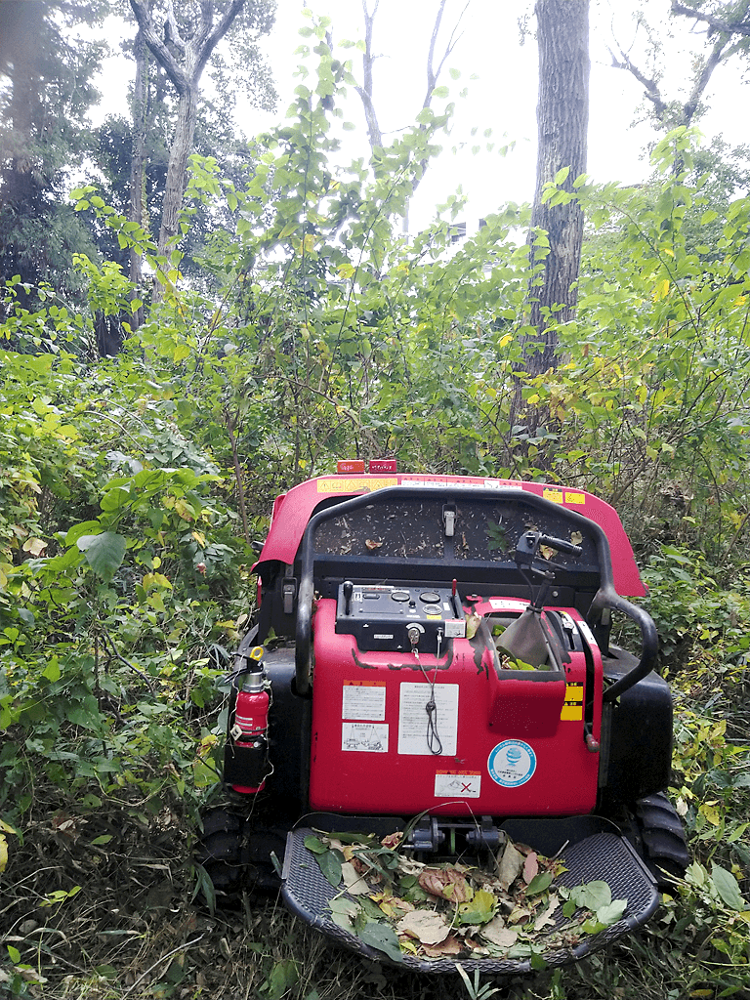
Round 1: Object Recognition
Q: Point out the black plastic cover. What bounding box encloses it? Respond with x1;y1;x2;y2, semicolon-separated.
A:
600;655;673;806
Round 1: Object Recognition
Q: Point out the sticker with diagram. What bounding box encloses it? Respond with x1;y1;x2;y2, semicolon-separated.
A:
341;722;389;753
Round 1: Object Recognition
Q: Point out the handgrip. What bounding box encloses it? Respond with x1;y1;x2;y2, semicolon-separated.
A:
588;593;659;702
538;533;583;557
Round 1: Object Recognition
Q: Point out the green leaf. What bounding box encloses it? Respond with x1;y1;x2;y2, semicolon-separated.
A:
76;532;127;581
279;220;299;239
7;945;21;964
43;659;61;683
328;896;360;931
567;880;612;911
525;871;554;896
358;921;403;963
316;848;343;887
265;959;299;1000
457;888;497;925
595;899;627;926
711;864;746;911
303;835;328;854
65;520;103;546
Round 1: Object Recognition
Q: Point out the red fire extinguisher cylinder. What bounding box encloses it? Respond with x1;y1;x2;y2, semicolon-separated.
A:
226;646;270;794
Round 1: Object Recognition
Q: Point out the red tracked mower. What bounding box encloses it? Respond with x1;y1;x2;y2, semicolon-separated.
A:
199;472;688;974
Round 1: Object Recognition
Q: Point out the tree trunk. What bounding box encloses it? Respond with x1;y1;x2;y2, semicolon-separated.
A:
525;0;590;375
129;23;148;323
129;0;249;299
157;88;198;256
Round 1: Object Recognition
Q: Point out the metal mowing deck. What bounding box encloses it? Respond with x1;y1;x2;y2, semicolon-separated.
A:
281;826;660;975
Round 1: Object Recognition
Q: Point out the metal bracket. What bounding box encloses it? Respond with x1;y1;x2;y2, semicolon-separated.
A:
408;816;445;853
282;565;297;615
442;504;456;538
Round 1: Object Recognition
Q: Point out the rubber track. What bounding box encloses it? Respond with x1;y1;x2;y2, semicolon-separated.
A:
633;792;690;888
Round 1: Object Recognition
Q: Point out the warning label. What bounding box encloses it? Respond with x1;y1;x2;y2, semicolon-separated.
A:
342;680;386;721
560;682;584;721
434;770;481;798
318;478;397;493
341;722;389;753
542;487;586;506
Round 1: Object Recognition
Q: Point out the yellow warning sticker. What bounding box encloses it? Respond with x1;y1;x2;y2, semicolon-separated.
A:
561;704;584;721
543;488;564;503
565;683;584;702
319;477;398;493
565;491;586;505
561;682;584;721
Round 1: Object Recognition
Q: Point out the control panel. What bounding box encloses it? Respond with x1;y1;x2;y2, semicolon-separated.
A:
335;581;466;652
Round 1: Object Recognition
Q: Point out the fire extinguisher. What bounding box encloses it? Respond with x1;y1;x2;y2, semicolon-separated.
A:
227;645;270;794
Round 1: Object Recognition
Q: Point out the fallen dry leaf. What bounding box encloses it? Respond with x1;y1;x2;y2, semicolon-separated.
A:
497;840;525;891
523;851;539;884
380;832;403;849
466;611;483;639
396;909;451;945
534;893;560;931
482;915;519;949
421;933;463;958
341;861;370;895
419;868;473;902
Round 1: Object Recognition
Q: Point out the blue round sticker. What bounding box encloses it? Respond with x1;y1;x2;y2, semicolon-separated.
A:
488;740;537;787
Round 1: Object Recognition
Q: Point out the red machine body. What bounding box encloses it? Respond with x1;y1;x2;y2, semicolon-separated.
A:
308;597;602;816
203;473;688;976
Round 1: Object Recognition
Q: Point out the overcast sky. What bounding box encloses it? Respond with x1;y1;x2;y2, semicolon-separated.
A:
95;0;750;232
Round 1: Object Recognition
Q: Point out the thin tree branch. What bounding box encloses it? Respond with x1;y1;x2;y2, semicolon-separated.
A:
357;0;383;149
672;1;750;37
424;0;469;107
194;0;246;81
608;44;667;118
121;936;205;1000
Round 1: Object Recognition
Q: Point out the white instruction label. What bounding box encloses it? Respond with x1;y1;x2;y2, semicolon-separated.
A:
342;681;386;721
341;722;389;753
398;682;459;756
434;771;481;798
444;619;466;638
489;599;528;611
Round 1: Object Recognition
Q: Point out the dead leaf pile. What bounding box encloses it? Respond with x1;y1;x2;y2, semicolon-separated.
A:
304;831;627;964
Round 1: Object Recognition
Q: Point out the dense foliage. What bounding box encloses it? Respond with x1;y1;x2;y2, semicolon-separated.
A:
1;17;749;1000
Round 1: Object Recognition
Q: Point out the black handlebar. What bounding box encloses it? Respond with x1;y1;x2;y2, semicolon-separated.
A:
538;533;583;557
590;591;659;702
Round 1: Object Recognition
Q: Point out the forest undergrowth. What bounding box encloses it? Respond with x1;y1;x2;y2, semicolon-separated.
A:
2;43;750;995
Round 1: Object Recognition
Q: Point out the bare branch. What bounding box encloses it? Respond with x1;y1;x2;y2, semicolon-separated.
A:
608;44;667;119
424;0;469;107
425;0;447;101
193;0;246;81
358;0;383;149
672;1;750;37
